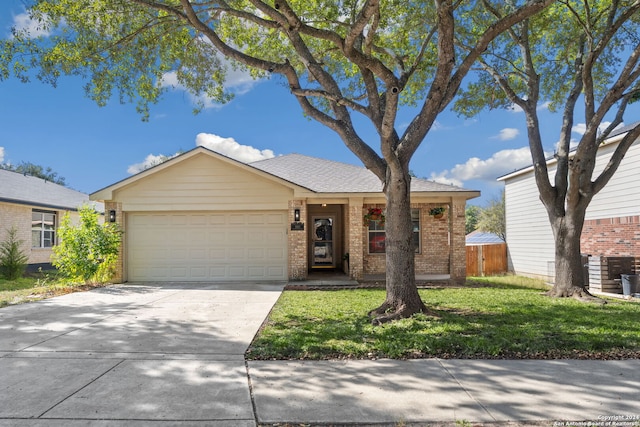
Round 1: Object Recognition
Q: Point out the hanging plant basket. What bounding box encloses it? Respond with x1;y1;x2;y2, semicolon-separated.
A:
429;206;446;219
364;207;385;226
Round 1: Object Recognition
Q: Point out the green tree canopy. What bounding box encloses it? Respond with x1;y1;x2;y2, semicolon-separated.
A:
476;191;505;241
455;1;640;299
1;0;554;321
465;205;481;235
0;161;66;186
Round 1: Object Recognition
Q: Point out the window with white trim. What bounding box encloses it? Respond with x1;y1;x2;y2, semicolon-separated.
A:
32;210;56;248
368;209;420;254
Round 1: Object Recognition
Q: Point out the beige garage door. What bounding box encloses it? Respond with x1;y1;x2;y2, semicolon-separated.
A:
127;211;287;281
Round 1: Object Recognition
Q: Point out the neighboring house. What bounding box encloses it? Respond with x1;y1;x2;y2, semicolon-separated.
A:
498;123;640;282
91;147;480;283
0;168;103;271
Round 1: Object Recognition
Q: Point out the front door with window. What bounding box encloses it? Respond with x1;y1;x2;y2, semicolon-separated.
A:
311;215;335;268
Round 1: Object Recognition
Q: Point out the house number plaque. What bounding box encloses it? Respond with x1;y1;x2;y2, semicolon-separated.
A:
291;222;305;231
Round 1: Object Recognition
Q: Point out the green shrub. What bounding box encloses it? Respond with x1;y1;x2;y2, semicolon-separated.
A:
0;226;29;280
52;206;122;284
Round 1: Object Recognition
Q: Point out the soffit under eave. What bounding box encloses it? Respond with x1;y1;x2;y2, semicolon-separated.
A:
297;190;481;203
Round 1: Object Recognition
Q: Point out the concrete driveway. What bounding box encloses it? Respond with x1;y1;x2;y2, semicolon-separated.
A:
0;282;284;426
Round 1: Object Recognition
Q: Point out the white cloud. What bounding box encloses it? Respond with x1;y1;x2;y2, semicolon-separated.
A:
508;103;523;113
431;120;448;131
195;133;275;162
571;121;623;136
12;12;51;38
431;147;541;185
492;128;519;141
572;123;587;135
537;101;551;111
0;147;4;163
160;57;260;110
127;133;275;175
508;100;551;113
428;171;464;188
127;153;178;174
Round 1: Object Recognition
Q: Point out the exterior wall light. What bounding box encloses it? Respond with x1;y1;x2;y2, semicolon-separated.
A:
294;208;301;222
109;210;116;223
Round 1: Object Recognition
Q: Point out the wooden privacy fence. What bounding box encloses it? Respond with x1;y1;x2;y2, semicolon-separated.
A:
466;243;508;277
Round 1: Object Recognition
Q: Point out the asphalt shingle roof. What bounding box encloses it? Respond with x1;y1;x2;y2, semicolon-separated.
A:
0;168;102;212
250;153;474;193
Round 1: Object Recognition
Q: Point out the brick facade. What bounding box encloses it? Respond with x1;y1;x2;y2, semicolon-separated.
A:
581;215;640;257
0;202;70;265
449;201;468;283
0;203;33;262
347;199;364;280
361;202;465;280
288;200;308;280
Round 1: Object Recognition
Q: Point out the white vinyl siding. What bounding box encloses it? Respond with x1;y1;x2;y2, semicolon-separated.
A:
126;211;287;282
504;173;555;281
503;134;640;281
585;138;640;219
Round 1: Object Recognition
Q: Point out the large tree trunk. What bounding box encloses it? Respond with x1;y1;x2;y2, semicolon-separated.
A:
546;210;602;302
368;167;427;324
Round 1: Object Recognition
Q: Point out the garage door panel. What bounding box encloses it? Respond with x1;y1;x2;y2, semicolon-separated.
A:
228;266;245;278
191;267;207;278
248;248;264;259
171;215;188;226
209;248;226;261
170;267;188;279
208;214;226;225
266;231;285;244
150;215;170;226
228;214;246;225
189;215;208;226
248;232;265;243
229;248;245;260
127;211;287;282
267;266;286;278
209;266;226;278
267;248;286;260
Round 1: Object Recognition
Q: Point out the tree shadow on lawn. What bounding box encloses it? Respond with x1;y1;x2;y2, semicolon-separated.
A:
247;287;640;360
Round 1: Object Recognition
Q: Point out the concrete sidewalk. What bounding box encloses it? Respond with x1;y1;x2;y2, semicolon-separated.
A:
249;359;640;425
1;283;639;426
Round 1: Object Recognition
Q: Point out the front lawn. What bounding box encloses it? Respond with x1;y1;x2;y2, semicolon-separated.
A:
0;272;102;307
246;277;640;360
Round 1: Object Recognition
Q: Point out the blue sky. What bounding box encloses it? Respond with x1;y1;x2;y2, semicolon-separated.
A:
2;2;638;205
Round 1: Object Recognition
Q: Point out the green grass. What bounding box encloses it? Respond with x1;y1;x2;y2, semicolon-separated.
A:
247;277;640;360
0;271;93;307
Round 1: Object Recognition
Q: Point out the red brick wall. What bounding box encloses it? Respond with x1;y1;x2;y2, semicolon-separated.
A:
581;215;640;257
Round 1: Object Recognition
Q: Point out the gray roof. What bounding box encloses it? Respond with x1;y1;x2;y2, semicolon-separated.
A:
466;230;505;245
0;168;103;212
250;153;475;193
